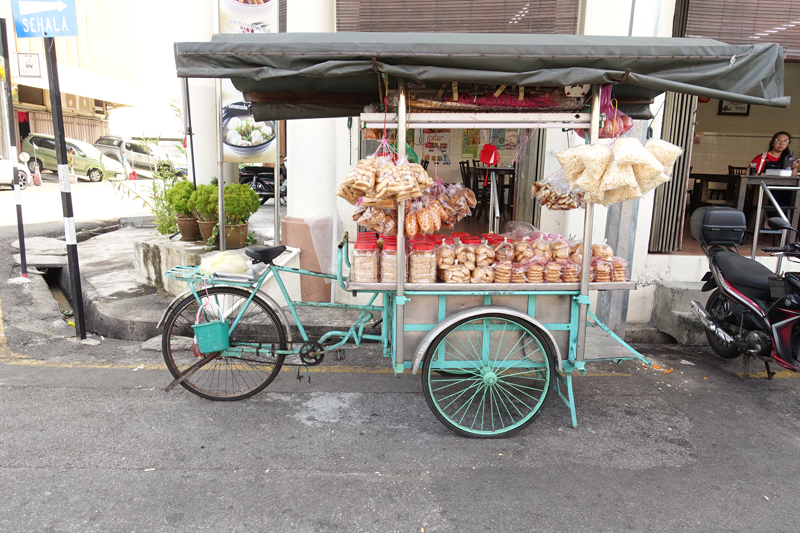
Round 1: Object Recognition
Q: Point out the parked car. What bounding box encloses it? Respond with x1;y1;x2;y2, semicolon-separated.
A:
21;134;124;182
94;135;187;176
0;156;30;189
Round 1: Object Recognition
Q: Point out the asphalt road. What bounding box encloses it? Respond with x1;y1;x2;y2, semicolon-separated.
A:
3;203;800;532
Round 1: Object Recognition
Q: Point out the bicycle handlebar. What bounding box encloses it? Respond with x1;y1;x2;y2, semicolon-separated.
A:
762;247;787;253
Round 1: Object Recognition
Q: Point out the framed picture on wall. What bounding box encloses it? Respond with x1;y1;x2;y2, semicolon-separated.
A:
718;100;750;116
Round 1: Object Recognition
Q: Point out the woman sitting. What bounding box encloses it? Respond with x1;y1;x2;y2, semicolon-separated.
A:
751;131;799;175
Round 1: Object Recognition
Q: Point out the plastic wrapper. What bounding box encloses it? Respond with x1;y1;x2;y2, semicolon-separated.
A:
336;182;364;205
441;261;471;283
599;160;638;192
348;158;378;192
613;138;652;165
380;246;406;283
417;205;435;235
645;139;684;176
198;252;248;275
531;238;553;261
579;144;613;181
493;261;512;283
549;239;570;262
638;172;671;195
532;173;586;210
351;245;379;283
602;184;642;207
511;263;528;283
630;147;665;185
376;161;405;199
544;261;563;283
471;265;495;283
436;243;456;269
404;207;419;238
455;243;476;271
504;222;539;241
611;256;628;282
562;261;581;283
475;243;496;267
555;144;588;184
513;240;534;263
591;257;613;282
524;258;546;283
493;240;515;263
591;242;614;260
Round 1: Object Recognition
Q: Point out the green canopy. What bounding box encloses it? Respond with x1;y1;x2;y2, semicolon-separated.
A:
174;32;788;120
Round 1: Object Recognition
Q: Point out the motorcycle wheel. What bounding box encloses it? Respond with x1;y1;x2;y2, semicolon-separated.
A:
704;289;742;359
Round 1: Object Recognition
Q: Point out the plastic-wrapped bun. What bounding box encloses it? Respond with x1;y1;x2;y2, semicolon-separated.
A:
493;261;512;283
591;243;614;260
549;239;570;262
511;263;528;283
592;257;613;282
514;240;535;263
644;139;684;176
562;261;581;283
531;238;553;261
471;265;495;283
611;256;628;282
544;261;563;283
525;258;546;283
493;240;515;263
475;243;496;267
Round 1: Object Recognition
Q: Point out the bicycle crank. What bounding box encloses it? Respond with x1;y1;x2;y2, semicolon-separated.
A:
299;341;325;366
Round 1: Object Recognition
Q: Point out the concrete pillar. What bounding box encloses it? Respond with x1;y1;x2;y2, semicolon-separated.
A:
282;0;338;302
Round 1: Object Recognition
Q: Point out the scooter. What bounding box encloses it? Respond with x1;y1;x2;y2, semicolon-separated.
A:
690;206;800;377
239;163;287;205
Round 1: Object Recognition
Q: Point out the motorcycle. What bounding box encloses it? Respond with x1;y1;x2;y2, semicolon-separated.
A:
239;164;287;206
690;206;800;377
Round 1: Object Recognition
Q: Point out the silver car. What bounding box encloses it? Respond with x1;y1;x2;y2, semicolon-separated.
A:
0;156;30;189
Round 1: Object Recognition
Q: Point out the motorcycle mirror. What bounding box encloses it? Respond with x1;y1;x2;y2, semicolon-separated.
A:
18;152;30;163
766;217;795;232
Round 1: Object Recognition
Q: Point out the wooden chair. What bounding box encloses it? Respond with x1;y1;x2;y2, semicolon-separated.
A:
420;159;429;171
458;160;471;188
728;165;748;175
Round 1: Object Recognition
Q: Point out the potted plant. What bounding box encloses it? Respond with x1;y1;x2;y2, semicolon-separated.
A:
187;184;219;243
166;180;200;241
223;183;260;248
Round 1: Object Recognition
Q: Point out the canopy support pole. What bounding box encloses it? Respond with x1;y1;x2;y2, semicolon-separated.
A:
576;85;601;363
395;77;407;373
216;78;226;251
274;122;282;245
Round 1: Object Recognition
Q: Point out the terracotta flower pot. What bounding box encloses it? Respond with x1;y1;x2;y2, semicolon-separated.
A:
176;216;201;242
197;220;219;244
224;223;248;249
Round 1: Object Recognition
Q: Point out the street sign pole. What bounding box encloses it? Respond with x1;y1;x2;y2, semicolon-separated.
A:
0;20;26;277
44;37;85;339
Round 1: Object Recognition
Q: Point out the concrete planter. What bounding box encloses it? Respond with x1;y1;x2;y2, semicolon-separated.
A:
176;216;201;242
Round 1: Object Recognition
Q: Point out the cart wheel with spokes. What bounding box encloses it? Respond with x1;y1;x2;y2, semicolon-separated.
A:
421;311;555;438
162;286;287;400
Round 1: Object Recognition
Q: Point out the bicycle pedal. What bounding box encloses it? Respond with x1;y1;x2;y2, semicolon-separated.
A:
370;318;383;329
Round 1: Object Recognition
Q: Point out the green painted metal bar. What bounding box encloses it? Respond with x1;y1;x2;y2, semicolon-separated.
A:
527;294;536;318
406;290;579;296
404;324;435;332
555;371;578;428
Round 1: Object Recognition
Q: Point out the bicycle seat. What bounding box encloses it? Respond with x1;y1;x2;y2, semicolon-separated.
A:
245;245;286;264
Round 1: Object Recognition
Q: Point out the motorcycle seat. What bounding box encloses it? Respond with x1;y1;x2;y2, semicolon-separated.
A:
245;245;287;264
712;249;773;300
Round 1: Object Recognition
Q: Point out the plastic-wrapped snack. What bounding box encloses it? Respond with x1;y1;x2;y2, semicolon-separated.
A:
602;184;642;207
611;256;628;282
442;261;472;283
599;160;638;192
544;261;564;283
532;176;586;211
449;185;472;220
436;242;456;269
455;243;476;271
462;187;477;208
645;138;684;176
525;258;546;283
592;257;612;282
471;265;495;283
475;243;496;267
638;172;670;195
493;261;512;283
613;138;652;165
351;242;378;283
409;242;436;283
417;205;434;235
549;239;570;262
563;261;581;283
630;148;665;186
514;240;535;263
437;194;458;227
410;163;433;189
555;144;588;184
531;238;553;261
511;263;528;283
337;183;364;205
579;144;613;180
493;239;515;263
350;158;378;192
404;208;419;239
591;242;614;260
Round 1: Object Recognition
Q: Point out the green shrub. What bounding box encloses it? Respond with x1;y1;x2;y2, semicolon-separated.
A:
188;184;218;222
223;183;260;225
165;180;195;218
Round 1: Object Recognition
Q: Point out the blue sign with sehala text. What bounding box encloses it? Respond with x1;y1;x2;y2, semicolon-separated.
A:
11;0;78;38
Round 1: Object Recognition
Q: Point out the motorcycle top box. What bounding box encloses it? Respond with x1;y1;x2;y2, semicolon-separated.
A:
690;206;747;245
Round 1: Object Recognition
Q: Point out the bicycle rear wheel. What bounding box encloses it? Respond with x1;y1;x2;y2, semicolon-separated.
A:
422;311;554;438
162;287;287;400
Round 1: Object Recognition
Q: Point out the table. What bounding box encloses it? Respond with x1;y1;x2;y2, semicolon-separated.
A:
689;173;800;230
470;165;516;220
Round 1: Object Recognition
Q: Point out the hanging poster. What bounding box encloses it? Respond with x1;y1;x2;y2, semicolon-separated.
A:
219;0;279;163
504;130;518;151
422;130;451;164
491;129;506;150
462;129;479;159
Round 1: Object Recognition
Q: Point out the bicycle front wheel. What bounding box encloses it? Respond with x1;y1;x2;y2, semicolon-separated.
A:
422;311;555;438
162;286;287;400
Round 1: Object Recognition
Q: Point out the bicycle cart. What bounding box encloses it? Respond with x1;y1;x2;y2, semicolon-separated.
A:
165;33;788;437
